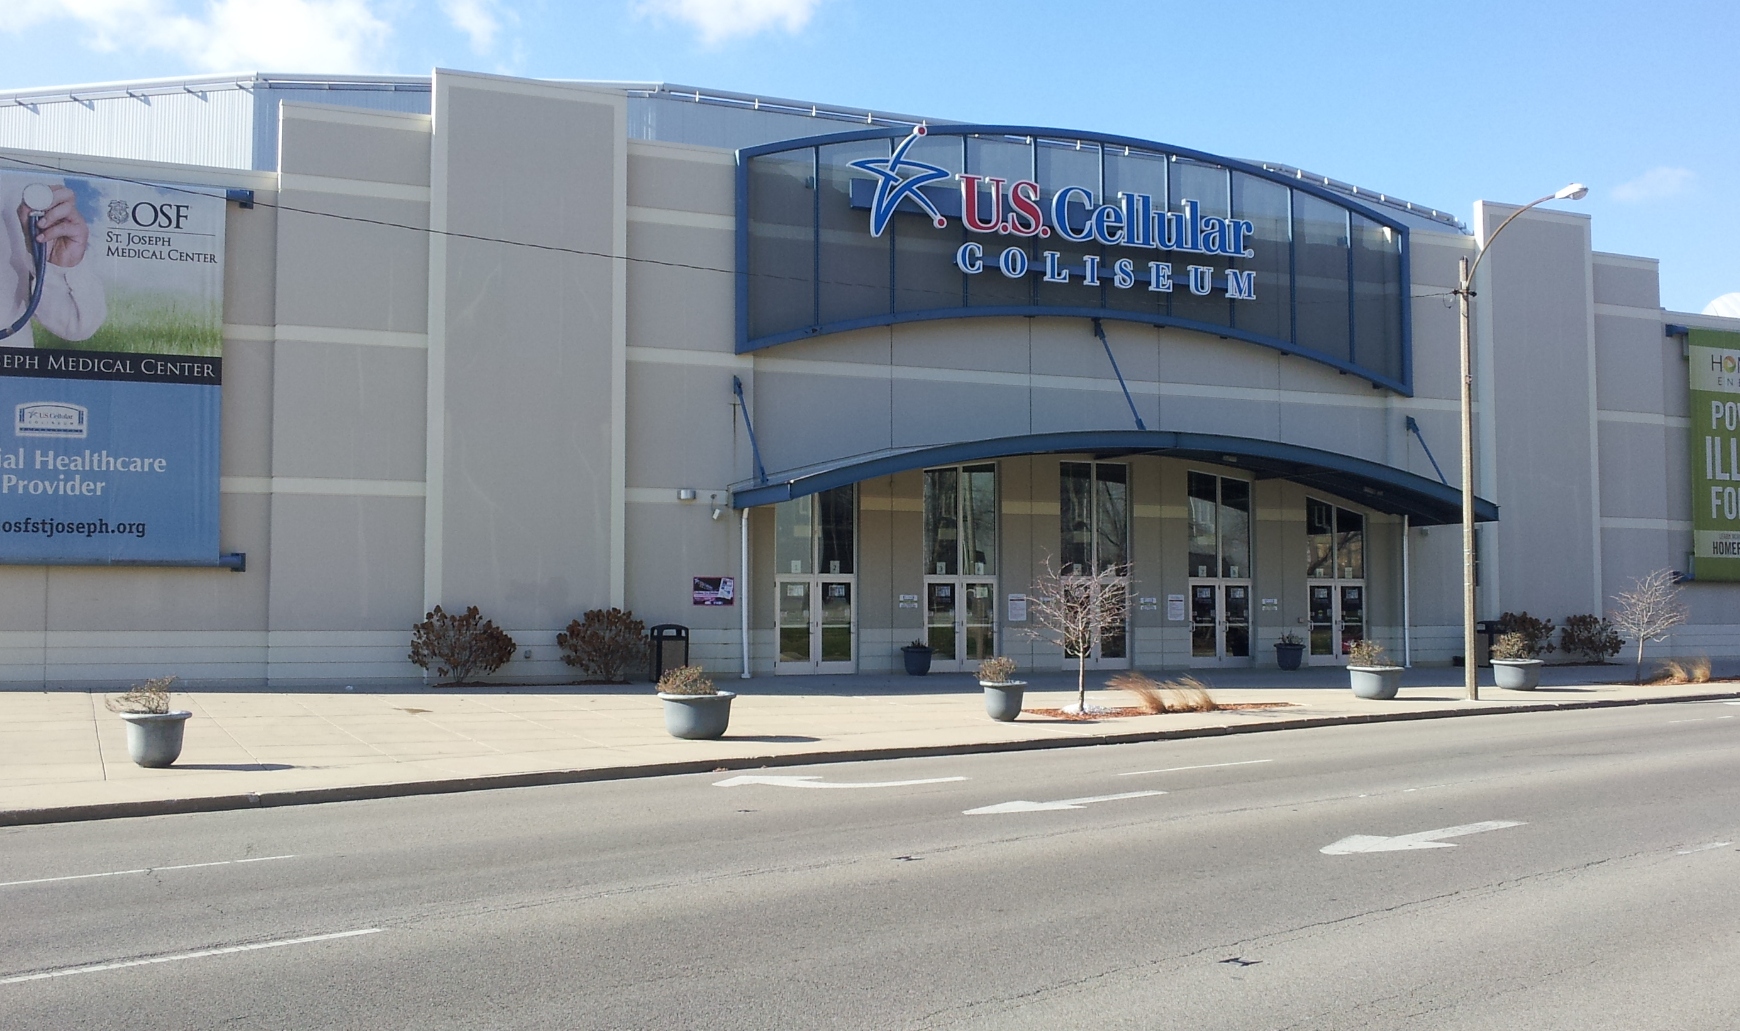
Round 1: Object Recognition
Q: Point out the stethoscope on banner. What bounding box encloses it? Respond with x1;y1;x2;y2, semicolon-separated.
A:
0;183;56;341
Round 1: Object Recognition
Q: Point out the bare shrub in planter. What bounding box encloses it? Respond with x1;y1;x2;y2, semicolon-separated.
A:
105;675;177;714
1495;611;1556;658
1560;614;1622;663
977;656;1018;685
556;608;648;682
409;605;516;685
656;665;716;695
1490;632;1532;661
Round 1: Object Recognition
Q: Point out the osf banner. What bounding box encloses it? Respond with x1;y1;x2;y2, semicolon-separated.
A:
0;167;225;564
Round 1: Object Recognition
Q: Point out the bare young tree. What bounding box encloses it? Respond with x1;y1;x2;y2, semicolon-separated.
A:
1022;556;1130;713
1608;568;1690;683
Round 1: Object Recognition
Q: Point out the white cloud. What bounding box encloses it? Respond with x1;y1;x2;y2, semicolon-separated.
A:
4;0;392;73
441;0;505;53
638;0;821;45
1611;166;1696;204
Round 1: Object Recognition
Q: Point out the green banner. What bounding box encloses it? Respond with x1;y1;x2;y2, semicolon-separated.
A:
1689;328;1740;580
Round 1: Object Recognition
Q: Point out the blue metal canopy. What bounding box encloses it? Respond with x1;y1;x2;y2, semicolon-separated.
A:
730;430;1495;526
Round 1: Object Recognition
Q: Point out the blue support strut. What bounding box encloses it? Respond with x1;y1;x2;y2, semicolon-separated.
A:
733;376;768;485
1093;318;1147;431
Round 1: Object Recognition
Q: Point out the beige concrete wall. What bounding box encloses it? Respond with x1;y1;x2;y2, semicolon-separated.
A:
12;79;1739;685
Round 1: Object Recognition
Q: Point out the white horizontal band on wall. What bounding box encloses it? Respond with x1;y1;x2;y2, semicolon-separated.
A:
221;477;426;498
627;206;734;231
1593;303;1664;320
1600;518;1693;531
624;487;731;505
1598;409;1691;428
278;173;432;204
222;324;429;349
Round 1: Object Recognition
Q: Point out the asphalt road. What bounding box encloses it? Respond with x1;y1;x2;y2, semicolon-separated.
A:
3;701;1738;1030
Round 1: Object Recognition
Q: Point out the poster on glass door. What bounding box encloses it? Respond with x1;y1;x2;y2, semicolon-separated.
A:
0;167;225;565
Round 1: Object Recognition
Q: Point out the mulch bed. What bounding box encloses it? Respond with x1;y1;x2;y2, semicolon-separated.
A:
1023;702;1295;722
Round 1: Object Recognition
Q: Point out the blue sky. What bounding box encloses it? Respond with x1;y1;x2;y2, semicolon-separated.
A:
5;0;1735;312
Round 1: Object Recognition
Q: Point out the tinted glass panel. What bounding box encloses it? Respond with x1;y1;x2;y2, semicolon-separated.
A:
1095;463;1129;572
776;495;812;575
1188;471;1218;578
892;133;964;314
924;468;960;576
817;141;891;325
1168;158;1231;329
1306;497;1334;578
818;485;855;575
1230;172;1291;343
1352;214;1405;384
1220;478;1250;579
1034;139;1103;310
747;149;815;339
1060;461;1093;575
1336;507;1364;580
962;464;997;576
963;136;1035;309
1293;190;1350;359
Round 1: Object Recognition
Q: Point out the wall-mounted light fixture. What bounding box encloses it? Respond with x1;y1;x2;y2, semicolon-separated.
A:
677;488;697;501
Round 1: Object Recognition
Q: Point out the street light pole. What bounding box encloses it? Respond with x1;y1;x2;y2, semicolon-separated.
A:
1455;183;1588;701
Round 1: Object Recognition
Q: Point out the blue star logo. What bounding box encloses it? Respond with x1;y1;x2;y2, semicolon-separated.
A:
850;125;951;238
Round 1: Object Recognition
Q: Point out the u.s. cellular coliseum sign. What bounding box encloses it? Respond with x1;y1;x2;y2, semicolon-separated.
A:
737;125;1414;395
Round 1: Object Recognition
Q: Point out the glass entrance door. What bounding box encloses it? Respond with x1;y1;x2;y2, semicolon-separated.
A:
923;465;998;673
1306;499;1367;665
773;486;857;674
925;578;997;671
1058;461;1130;670
1190;580;1252;664
776;578;856;672
1187;472;1254;666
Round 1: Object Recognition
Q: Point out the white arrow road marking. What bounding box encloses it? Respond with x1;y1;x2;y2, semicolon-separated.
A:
1119;759;1271;777
1321;820;1526;855
1677;841;1732;855
0;929;381;985
964;790;1165;815
713;775;967;789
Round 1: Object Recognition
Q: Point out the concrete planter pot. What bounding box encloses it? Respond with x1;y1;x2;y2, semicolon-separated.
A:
118;711;191;767
901;646;934;676
1347;666;1403;700
1274;642;1305;671
1492;658;1544;690
659;691;735;739
979;681;1026;721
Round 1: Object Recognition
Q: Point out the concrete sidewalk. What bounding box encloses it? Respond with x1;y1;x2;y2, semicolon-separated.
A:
3;665;1736;825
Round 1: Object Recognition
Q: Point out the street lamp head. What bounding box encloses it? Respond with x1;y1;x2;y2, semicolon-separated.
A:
1554;183;1589;201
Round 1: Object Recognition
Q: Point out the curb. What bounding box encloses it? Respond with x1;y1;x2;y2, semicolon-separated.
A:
4;689;1736;828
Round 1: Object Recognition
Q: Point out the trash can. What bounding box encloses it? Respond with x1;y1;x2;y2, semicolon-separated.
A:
649;624;690;682
1453;621;1502;668
1476;619;1500;668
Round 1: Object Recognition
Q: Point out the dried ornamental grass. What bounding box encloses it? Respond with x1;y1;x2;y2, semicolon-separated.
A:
977;656;1018;684
1109;671;1219;714
104;675;177;714
657;665;717;696
1651;657;1712;685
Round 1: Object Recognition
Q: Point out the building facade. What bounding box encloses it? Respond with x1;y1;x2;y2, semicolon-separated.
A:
0;69;1731;684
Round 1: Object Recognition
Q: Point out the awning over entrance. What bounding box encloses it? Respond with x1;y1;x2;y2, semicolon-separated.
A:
730;431;1496;526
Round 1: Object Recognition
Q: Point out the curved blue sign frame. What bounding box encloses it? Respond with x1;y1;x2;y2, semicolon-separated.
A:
736;125;1413;395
